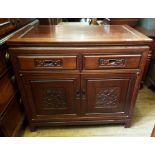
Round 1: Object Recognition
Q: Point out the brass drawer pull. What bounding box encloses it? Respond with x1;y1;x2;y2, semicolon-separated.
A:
99;58;125;67
34;59;63;67
11;75;16;83
5;51;10;62
19;98;22;104
76;90;80;99
82;89;86;100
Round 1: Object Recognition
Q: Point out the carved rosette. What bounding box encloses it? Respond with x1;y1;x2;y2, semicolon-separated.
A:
43;88;67;109
96;87;120;107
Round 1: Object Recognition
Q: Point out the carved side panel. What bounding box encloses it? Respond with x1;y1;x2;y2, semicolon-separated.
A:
43;88;67;109
95;87;120;107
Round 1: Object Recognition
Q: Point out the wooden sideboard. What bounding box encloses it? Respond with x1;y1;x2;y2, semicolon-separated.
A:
7;25;152;131
0;18;38;136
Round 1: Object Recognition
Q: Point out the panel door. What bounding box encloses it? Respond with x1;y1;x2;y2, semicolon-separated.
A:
81;73;137;116
21;74;80;120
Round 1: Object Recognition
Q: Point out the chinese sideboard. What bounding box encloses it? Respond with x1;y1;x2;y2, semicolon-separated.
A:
7;24;152;131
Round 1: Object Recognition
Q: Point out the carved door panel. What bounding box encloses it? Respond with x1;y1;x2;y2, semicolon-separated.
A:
81;73;137;116
21;74;80;119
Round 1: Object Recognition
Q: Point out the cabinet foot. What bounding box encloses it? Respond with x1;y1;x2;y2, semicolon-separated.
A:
29;125;36;132
124;121;131;128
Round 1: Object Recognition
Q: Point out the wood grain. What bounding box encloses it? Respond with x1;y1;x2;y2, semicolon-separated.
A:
7;25;152;46
7;25;152;131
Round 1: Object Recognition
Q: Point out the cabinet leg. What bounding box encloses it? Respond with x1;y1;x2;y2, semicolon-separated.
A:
124;121;131;128
29;124;36;132
140;82;144;89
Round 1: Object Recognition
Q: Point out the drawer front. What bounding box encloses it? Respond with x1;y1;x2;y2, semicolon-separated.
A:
17;55;78;70
83;54;142;70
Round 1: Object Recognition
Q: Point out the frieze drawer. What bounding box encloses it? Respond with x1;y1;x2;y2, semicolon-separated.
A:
83;54;142;70
17;55;78;70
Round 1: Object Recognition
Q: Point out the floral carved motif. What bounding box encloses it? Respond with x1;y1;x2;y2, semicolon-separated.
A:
99;58;125;67
34;59;63;67
43;88;67;109
96;87;120;107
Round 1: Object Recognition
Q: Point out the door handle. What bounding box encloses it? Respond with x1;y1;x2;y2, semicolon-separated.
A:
5;51;10;63
11;75;16;84
81;89;86;100
76;90;80;99
76;89;86;100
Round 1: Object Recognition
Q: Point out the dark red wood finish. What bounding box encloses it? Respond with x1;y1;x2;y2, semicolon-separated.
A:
7;25;152;131
0;18;35;37
0;19;38;136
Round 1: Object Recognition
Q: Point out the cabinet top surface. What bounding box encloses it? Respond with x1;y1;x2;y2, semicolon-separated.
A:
7;25;152;46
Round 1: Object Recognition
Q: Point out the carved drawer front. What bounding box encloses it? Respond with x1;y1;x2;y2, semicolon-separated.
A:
81;73;136;116
17;55;78;70
21;74;80;119
83;54;141;70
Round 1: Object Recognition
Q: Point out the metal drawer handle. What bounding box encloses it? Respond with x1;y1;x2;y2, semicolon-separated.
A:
76;90;80;99
11;75;16;83
99;58;125;66
82;89;86;100
34;59;63;67
19;98;22;104
5;51;10;62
